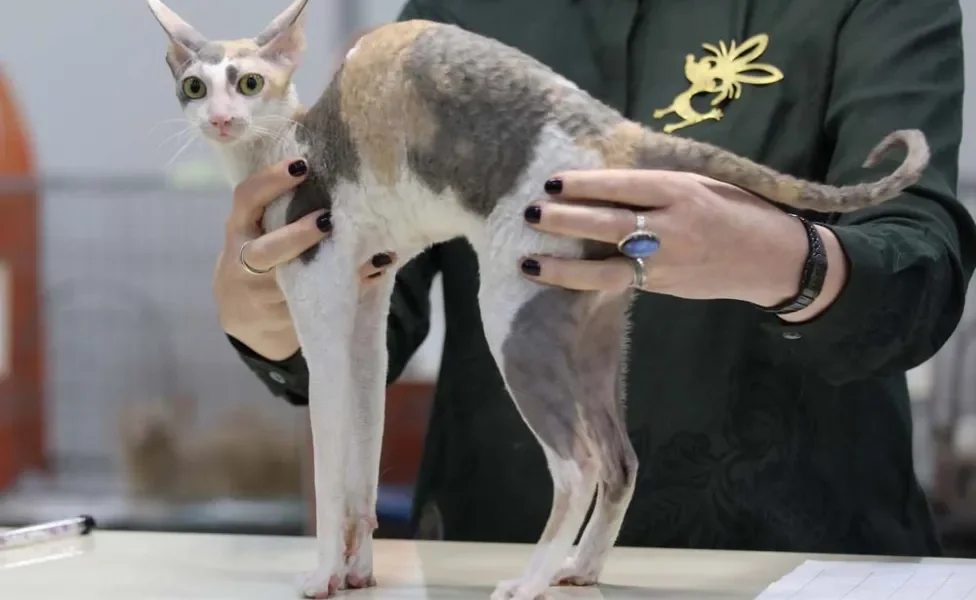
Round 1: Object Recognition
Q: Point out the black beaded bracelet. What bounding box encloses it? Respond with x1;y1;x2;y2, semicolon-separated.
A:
761;215;827;315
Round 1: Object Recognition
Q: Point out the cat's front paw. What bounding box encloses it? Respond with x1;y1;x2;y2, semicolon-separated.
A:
551;552;606;587
344;572;376;589
490;577;549;600
296;569;343;599
343;514;378;589
344;548;376;590
552;561;599;587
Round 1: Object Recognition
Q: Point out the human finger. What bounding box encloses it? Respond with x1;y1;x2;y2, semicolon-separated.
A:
228;157;309;232
542;169;683;209
517;254;651;292
238;209;330;273
523;200;664;248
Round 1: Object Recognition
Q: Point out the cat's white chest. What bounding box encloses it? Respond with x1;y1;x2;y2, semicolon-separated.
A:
215;135;306;233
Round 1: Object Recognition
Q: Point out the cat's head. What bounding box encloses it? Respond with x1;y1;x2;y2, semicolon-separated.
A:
147;0;309;145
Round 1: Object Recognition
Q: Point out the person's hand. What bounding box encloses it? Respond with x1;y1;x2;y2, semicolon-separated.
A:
214;157;397;361
518;170;847;322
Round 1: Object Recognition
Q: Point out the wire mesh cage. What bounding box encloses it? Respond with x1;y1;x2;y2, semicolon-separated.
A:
0;175;310;535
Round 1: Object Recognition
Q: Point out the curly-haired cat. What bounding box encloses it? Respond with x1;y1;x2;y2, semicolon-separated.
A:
146;1;929;598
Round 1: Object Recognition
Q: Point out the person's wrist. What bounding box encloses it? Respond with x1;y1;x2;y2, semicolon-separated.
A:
736;213;846;322
734;211;809;307
230;329;301;362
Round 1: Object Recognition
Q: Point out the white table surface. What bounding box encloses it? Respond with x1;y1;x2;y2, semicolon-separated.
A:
3;529;974;599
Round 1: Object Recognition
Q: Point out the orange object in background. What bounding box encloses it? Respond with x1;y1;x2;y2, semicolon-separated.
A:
379;382;434;486
0;67;46;491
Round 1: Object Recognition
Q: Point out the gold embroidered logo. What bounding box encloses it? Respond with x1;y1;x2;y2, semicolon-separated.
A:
653;34;784;134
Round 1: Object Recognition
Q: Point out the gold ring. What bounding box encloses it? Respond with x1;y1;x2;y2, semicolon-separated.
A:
239;240;271;275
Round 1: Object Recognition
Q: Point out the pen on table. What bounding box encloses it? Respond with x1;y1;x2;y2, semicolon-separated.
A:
0;515;97;550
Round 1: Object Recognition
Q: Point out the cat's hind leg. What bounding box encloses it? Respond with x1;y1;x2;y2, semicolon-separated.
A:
276;235;360;599
478;276;601;600
342;272;397;590
553;291;638;586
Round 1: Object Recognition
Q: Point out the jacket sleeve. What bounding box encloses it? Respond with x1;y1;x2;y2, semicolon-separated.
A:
226;2;455;405
760;0;976;384
228;242;441;405
229;246;441;406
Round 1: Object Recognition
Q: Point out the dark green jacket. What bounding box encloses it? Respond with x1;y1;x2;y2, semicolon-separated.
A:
232;0;976;556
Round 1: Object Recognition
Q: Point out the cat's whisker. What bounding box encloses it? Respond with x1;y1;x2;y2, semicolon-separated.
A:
156;126;196;149
255;129;286;145
250;126;291;152
261;115;307;135
148;118;194;137
263;114;304;126
164;132;200;169
250;124;278;137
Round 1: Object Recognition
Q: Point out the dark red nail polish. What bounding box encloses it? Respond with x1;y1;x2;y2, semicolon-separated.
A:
544;178;562;194
316;212;332;232
521;258;541;276
524;205;542;224
289;160;308;177
371;253;393;268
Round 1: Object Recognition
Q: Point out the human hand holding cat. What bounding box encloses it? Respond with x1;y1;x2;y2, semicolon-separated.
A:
520;170;848;322
213;157;396;361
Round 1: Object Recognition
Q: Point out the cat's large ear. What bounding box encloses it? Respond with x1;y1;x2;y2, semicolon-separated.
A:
255;0;310;69
146;0;208;73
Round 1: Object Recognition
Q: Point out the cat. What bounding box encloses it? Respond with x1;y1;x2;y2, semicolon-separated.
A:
118;394;304;502
145;1;929;598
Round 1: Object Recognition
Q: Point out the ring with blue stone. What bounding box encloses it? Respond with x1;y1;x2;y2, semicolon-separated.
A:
617;213;661;259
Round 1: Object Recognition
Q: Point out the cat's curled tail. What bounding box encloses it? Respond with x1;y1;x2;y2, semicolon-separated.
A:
644;128;930;213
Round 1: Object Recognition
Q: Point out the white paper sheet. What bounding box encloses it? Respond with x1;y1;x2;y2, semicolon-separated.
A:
756;559;976;599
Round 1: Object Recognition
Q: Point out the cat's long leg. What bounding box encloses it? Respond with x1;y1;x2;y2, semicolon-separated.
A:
554;291;639;586
276;238;359;600
477;274;600;600
342;273;396;589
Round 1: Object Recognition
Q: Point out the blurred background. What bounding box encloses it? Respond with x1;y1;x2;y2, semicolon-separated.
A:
0;0;445;543
1;0;976;556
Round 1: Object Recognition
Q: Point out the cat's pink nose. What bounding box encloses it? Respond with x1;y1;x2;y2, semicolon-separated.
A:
209;116;233;133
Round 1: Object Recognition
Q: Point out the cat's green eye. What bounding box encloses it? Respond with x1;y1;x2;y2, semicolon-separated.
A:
237;73;265;96
181;76;207;100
